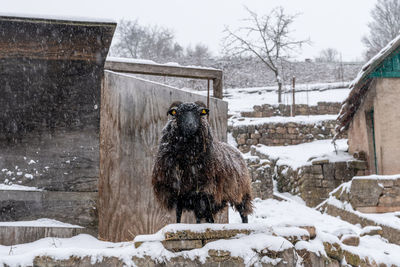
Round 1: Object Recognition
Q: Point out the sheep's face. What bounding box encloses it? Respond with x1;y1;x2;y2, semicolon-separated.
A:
168;101;209;138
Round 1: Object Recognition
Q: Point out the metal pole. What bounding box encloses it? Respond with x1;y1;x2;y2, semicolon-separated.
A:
292;77;296;117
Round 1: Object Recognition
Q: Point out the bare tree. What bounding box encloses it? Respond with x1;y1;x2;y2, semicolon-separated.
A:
315;48;340;62
223;7;308;103
186;43;212;65
362;0;400;59
111;20;183;63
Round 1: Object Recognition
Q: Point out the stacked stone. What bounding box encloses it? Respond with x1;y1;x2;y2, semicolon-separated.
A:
241;102;342;118
250;146;367;207
231;120;342;153
245;157;273;199
334;176;400;213
299;160;366;207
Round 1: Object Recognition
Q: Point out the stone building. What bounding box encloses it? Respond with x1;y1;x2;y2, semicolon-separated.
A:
336;35;400;175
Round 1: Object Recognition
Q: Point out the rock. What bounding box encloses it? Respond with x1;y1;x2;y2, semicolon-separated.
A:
311;159;329;165
323;242;343;261
162;240;203;252
341;235;360;246
347;160;367;170
297;248;340;267
273;226;310;244
350;179;383;207
342;250;369;267
360;226;383;237
300;226;316;239
164;228;251;241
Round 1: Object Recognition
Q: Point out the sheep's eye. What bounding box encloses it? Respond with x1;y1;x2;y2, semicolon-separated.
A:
200;109;209;116
168;109;177;116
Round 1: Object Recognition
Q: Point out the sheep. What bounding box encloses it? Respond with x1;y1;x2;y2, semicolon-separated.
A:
152;101;253;223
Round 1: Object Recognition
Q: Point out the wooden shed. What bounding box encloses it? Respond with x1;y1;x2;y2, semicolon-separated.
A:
336;35;400;175
0;15;116;235
0;15;228;244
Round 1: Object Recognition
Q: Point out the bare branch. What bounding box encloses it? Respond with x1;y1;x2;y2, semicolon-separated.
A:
222;6;308;102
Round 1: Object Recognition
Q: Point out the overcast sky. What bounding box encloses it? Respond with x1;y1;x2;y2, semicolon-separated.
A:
2;0;378;61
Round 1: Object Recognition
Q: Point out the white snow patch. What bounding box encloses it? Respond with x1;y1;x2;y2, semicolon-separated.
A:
353;174;400;180
229;114;337;127
0;218;83;228
253;139;352;169
0;12;116;23
107;57;218;70
0;184;42;191
24;174;34;179
192;83;351;115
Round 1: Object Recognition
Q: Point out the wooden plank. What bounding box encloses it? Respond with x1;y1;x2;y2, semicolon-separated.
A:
99;71;228;242
0;226;91;246
0;190;98;232
104;61;223;99
0;16;116;62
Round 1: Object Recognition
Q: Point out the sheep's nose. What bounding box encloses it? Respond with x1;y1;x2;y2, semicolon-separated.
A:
180;112;199;136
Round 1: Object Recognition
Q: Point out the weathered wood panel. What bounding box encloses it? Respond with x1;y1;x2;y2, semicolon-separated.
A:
0;17;115;191
0;226;91;246
99;71;228;242
0;190;98;232
0;129;99;191
0;59;101;191
0;16;116;62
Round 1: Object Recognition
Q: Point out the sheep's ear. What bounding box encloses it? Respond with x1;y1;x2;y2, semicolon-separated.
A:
169;101;182;110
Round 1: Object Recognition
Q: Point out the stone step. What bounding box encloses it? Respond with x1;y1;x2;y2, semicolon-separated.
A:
0;225;91;245
321;202;400;246
0;189;98;233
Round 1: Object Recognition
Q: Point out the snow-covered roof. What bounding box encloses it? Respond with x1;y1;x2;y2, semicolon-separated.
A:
335;34;400;137
0;12;116;25
106;56;219;71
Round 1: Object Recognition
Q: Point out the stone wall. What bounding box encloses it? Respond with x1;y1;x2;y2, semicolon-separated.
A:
245;156;273;199
241;102;342;118
251;147;367;207
333;175;400;213
231;120;345;153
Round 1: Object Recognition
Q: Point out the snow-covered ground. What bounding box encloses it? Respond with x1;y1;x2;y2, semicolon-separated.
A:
229;198;400;266
2;196;400;266
225;86;350;115
229;114;338;127
251;139;352;169
190;82;351;115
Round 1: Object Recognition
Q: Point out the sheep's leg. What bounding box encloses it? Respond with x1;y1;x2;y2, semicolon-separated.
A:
240;213;248;223
194;208;202;224
176;203;182;223
236;203;249;223
205;214;214;223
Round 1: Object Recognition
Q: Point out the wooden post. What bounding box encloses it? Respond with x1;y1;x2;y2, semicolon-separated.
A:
213;77;223;99
207;79;210;108
292;77;296;117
